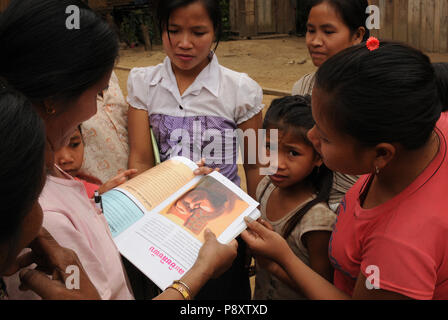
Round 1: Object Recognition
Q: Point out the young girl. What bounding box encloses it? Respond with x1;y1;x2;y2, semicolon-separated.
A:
292;0;370;210
253;95;336;300
54;125;136;198
243;42;448;300
127;0;263;299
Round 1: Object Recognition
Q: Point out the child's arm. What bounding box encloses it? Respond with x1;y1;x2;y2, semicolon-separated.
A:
242;218;349;299
302;231;334;283
251;219;300;292
255;255;300;292
255;230;333;293
237;112;264;199
128;107;155;178
97;169;138;194
76;172;103;186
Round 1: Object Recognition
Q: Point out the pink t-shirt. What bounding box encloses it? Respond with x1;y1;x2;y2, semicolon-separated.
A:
5;169;134;300
329;112;448;300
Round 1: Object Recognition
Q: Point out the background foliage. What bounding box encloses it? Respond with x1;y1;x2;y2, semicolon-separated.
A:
116;0;231;47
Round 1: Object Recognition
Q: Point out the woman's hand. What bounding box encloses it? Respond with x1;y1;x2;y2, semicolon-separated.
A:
11;228;101;300
193;158;219;176
154;229;238;300
194;229;238;279
241;217;291;265
98;169;138;194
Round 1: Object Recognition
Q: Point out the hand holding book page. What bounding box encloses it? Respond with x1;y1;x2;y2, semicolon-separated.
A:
101;156;260;290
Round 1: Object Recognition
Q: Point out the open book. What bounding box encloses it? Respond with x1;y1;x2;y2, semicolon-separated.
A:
101;156;260;290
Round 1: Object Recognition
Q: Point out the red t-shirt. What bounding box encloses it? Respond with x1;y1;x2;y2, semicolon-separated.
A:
75;177;100;199
329;113;448;300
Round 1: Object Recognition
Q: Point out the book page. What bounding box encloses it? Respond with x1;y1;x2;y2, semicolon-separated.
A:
102;157;197;238
158;171;259;244
114;170;260;290
115;213;202;290
115;207;260;290
118;157;197;211
101;190;145;238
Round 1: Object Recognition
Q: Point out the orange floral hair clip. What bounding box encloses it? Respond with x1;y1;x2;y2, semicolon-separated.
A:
366;36;380;51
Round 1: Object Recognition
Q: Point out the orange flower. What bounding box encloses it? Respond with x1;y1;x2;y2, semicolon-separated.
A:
366;36;380;51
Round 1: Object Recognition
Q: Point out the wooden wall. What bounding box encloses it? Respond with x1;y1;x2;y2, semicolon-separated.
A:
0;0;103;11
0;0;10;12
229;0;296;37
369;0;448;53
229;0;448;52
89;0;109;9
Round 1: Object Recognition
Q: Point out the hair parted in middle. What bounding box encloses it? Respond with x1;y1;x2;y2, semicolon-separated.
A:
263;95;334;239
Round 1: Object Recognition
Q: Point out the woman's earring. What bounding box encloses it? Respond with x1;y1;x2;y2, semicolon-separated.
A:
375;166;380;175
46;106;56;115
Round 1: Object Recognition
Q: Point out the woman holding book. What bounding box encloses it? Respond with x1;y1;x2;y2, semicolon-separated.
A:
0;0;237;300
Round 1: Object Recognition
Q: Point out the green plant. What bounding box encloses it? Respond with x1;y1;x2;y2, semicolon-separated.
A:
119;9;155;47
120;14;138;45
220;0;231;40
119;1;228;46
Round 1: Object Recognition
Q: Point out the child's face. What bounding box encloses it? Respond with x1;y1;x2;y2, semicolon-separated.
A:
307;87;375;175
306;2;364;67
54;128;84;177
266;129;322;189
162;1;215;74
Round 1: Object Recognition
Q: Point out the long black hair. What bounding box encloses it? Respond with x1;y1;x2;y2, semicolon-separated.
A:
433;63;448;112
315;41;441;150
0;0;118;103
0;86;46;271
263;95;334;239
157;0;222;51
308;0;370;41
